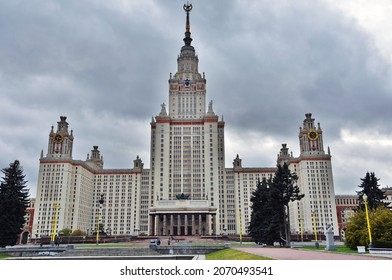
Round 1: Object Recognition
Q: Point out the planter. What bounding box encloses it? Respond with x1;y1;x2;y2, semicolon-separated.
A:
357;246;366;253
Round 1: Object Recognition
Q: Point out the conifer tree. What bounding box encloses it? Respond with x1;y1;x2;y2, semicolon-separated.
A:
249;163;304;245
357;172;387;210
0;160;29;247
249;177;283;245
271;163;304;244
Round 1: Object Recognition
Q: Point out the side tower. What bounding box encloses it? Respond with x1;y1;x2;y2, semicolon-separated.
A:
299;113;324;155
47;116;74;159
33;117;95;238
148;3;224;236
279;113;339;238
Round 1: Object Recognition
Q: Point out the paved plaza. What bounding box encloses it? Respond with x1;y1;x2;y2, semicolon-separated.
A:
235;246;392;260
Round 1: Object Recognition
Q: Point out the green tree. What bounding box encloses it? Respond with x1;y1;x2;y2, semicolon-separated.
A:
345;206;392;249
272;163;304;244
0;160;29;247
357;172;387;210
58;228;72;236
71;229;86;236
248;163;304;245
249;177;282;245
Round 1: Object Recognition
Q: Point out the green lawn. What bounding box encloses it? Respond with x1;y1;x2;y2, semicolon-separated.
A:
206;248;273;260
0;253;10;260
301;245;358;254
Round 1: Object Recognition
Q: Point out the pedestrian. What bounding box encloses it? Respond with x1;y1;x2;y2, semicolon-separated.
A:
55;236;60;247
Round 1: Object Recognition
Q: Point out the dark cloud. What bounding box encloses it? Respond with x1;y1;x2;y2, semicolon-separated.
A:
1;0;392;196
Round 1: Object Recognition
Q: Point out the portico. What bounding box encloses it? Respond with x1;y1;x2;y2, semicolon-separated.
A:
149;200;217;236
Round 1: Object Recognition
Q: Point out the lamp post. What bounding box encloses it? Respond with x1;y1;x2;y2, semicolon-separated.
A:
312;210;318;242
298;215;304;242
50;203;60;247
96;194;104;245
363;194;373;249
239;208;243;245
312;210;319;248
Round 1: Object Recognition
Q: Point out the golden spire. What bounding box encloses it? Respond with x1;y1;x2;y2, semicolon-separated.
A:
183;2;193;46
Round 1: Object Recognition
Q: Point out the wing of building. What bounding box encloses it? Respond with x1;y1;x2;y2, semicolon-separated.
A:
32;4;339;239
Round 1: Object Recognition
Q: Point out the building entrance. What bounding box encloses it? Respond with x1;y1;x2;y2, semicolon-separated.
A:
149;200;217;236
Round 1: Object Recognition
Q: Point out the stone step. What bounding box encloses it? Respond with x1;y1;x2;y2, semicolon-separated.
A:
60;247;160;257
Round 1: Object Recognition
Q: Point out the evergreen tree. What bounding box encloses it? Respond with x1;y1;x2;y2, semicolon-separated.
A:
248;163;304;245
248;177;283;245
357;172;387;210
271;163;304;244
0;160;29;247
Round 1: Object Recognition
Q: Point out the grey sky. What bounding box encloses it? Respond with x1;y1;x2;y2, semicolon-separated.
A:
1;0;392;196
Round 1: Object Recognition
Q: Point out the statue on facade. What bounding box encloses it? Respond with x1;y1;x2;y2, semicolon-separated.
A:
176;193;190;200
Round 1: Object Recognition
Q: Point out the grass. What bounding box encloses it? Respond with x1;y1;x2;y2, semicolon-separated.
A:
301;245;358;254
0;253;10;260
206;248;273;260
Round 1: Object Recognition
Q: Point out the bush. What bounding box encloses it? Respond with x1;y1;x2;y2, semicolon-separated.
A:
373;240;392;248
345;206;392;250
71;229;86;236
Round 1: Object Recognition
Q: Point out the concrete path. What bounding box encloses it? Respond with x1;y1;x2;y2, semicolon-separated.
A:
235;247;392;260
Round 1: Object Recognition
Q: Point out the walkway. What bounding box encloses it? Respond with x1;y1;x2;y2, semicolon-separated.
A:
235;247;392;260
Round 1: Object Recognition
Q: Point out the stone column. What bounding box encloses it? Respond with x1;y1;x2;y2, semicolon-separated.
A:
154;215;159;236
163;214;167;236
191;214;195;235
206;214;210;235
170;214;174;236
149;215;154;236
184;214;188;235
212;214;216;235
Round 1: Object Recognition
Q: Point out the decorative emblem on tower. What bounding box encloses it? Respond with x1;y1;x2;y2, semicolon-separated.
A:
184;2;192;16
183;2;193;47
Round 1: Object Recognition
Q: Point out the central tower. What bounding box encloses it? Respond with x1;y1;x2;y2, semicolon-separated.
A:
149;3;225;236
168;3;207;119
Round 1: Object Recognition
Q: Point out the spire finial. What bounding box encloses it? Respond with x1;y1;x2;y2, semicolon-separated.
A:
183;2;193;46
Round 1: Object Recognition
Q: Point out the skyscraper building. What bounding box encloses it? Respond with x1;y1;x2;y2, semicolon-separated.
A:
32;4;338;239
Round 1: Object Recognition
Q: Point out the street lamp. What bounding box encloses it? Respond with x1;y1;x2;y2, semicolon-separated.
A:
312;210;318;242
239;208;243;244
96;194;104;245
298;215;304;242
50;203;60;247
363;194;373;249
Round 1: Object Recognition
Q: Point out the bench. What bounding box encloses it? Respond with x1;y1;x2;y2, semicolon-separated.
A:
369;248;392;255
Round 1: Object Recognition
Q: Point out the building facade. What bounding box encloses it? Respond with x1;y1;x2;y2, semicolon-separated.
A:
335;195;358;240
32;4;339;238
382;187;392;208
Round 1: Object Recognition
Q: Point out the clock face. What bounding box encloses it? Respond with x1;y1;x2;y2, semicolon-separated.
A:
184;79;190;87
53;133;64;144
307;130;319;141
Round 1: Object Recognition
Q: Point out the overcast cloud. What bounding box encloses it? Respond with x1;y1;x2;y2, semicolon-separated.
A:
1;0;392;196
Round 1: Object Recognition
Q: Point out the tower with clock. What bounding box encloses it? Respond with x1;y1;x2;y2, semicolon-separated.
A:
299;113;324;155
47;116;74;158
278;113;339;236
